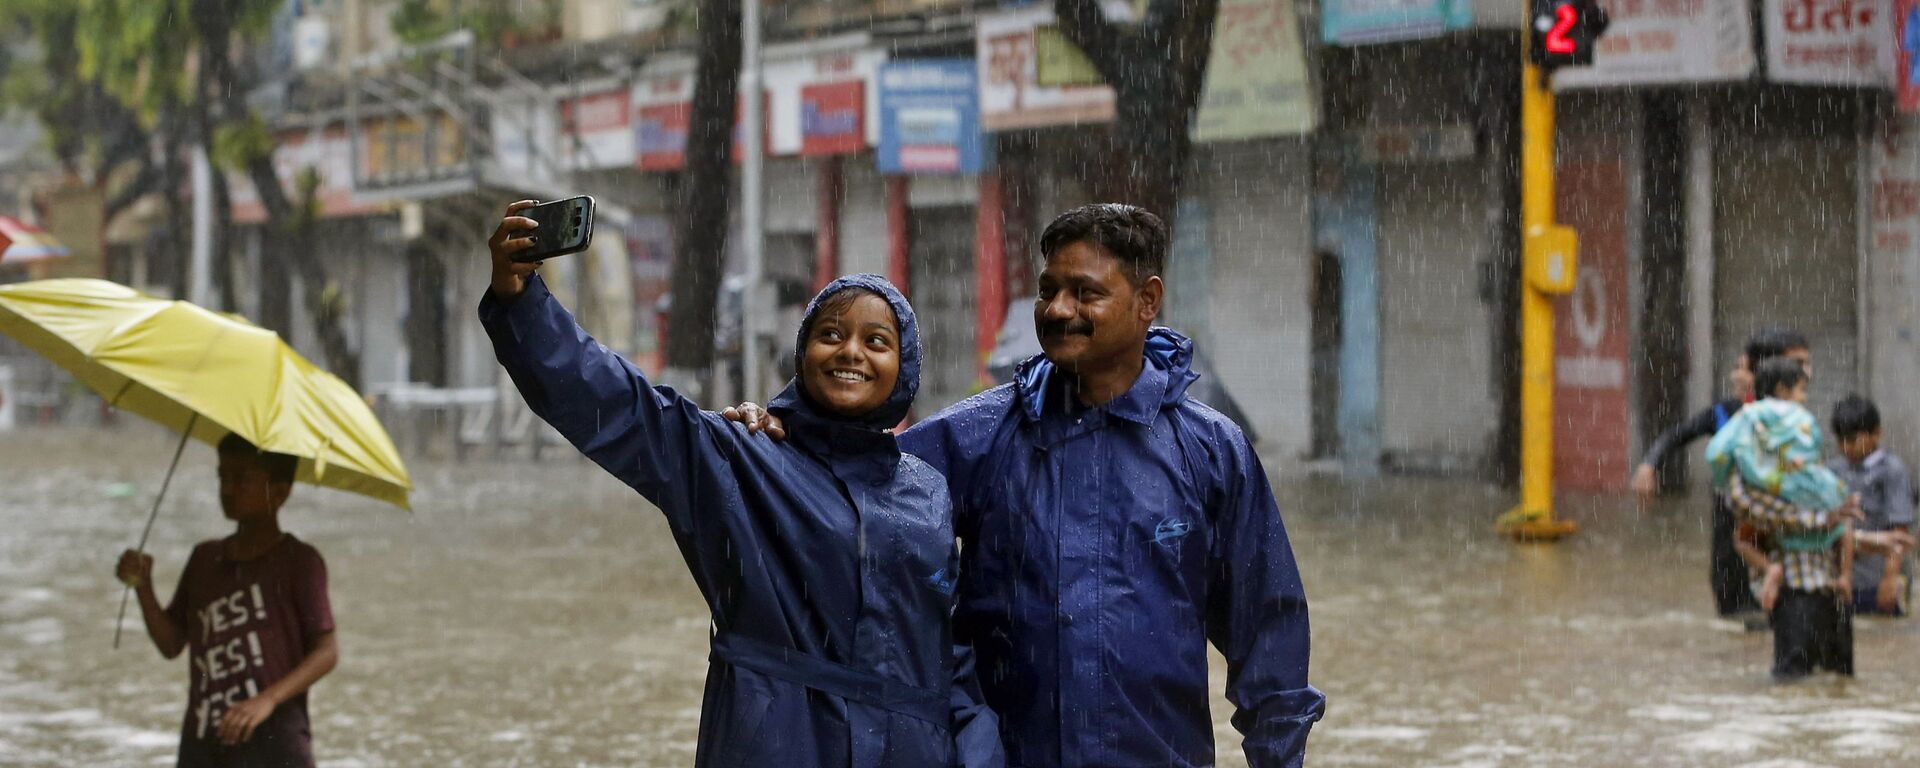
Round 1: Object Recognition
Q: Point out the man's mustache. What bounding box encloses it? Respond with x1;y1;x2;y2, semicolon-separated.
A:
1040;320;1094;338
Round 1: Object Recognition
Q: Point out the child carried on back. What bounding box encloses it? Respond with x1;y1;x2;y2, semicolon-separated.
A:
1707;356;1854;614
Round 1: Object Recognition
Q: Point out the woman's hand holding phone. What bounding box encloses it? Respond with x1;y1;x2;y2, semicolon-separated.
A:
489;200;543;301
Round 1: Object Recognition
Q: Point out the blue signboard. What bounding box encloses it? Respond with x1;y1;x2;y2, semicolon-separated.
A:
878;60;986;175
1322;0;1472;45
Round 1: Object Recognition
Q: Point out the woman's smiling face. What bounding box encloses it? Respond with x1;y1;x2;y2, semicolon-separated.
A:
801;291;901;419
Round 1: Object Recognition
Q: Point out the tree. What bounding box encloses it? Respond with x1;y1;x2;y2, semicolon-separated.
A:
0;0;191;288
192;0;361;386
5;0;363;384
664;0;743;388
1051;0;1221;225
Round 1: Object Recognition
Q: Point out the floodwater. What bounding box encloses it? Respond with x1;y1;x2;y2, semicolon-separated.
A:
3;425;1917;767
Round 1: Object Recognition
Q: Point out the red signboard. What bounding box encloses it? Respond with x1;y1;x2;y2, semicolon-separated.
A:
562;89;631;134
1553;156;1633;492
636;103;690;170
634;93;773;170
1900;0;1920;110
800;81;866;156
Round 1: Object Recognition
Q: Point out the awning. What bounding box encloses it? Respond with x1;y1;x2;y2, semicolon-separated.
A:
0;215;70;265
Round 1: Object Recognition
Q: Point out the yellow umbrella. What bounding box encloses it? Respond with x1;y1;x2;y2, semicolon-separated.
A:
0;278;412;644
0;278;411;507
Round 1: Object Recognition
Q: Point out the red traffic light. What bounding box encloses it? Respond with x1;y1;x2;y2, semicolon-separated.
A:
1545;4;1579;54
1530;0;1610;68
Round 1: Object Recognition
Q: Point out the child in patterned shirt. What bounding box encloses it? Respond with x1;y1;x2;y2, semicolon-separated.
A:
1714;357;1856;679
1709;356;1854;613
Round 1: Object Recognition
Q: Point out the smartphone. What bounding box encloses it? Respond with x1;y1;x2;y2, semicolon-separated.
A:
509;196;595;263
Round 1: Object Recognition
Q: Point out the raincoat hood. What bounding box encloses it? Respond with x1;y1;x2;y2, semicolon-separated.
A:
769;274;921;432
1012;326;1200;421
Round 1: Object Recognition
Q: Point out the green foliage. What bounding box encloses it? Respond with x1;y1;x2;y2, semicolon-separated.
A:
70;0;194;124
212;116;274;172
391;0;564;48
0;0;146;169
14;0;287;128
390;0;457;44
232;0;282;37
293;167;322;228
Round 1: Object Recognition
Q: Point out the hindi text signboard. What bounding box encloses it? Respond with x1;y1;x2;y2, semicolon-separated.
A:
1194;0;1316;140
1556;0;1756;86
977;7;1116;132
1765;0;1894;86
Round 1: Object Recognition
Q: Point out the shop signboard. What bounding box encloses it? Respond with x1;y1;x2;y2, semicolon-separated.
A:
878;60;985;174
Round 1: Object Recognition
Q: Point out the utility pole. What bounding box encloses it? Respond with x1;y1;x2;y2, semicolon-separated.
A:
1496;0;1606;541
740;0;766;402
188;148;214;307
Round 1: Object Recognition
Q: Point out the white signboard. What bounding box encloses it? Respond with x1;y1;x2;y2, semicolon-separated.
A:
976;7;1116;132
490;95;562;183
1193;0;1316;139
633;56;696;109
561;85;635;169
761;38;887;155
627;41;885;159
1556;0;1755;87
1764;0;1894;86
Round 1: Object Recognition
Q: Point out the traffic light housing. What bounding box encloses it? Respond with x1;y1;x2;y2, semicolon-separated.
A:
1529;0;1610;69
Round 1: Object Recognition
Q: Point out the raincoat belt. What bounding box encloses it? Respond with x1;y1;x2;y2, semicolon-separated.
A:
710;632;948;724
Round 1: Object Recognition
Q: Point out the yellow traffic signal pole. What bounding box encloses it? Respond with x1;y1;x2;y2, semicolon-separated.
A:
1497;52;1580;541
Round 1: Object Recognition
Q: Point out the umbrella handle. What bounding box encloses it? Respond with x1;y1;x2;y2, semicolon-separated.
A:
115;414;199;650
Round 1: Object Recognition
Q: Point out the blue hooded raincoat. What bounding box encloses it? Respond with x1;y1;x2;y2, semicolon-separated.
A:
901;327;1325;768
480;273;1003;768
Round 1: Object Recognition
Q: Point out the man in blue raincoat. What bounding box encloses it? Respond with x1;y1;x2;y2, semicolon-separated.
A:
735;204;1325;767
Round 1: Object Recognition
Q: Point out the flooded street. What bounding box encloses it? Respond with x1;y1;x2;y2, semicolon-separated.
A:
4;424;1918;767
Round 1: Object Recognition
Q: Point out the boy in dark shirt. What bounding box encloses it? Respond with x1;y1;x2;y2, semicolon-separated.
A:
1633;329;1810;617
116;434;338;767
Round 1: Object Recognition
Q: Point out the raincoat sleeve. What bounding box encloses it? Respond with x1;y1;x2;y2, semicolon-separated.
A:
1205;431;1326;768
479;275;725;536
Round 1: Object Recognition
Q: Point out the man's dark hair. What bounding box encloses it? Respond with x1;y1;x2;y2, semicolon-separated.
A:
1753;355;1808;401
1038;203;1168;284
1832;394;1881;439
217;433;299;484
1745;327;1809;365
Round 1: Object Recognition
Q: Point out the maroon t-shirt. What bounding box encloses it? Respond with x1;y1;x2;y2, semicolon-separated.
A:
165;535;333;761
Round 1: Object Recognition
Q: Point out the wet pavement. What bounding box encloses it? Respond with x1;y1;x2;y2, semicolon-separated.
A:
3;424;1917;767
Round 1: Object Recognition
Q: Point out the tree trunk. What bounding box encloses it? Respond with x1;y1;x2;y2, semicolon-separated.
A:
210;155;239;313
240;156;362;389
404;234;450;387
1640;92;1691;492
1472;37;1523;487
196;2;359;386
157;110;193;298
1052;0;1219;229
665;0;744;383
